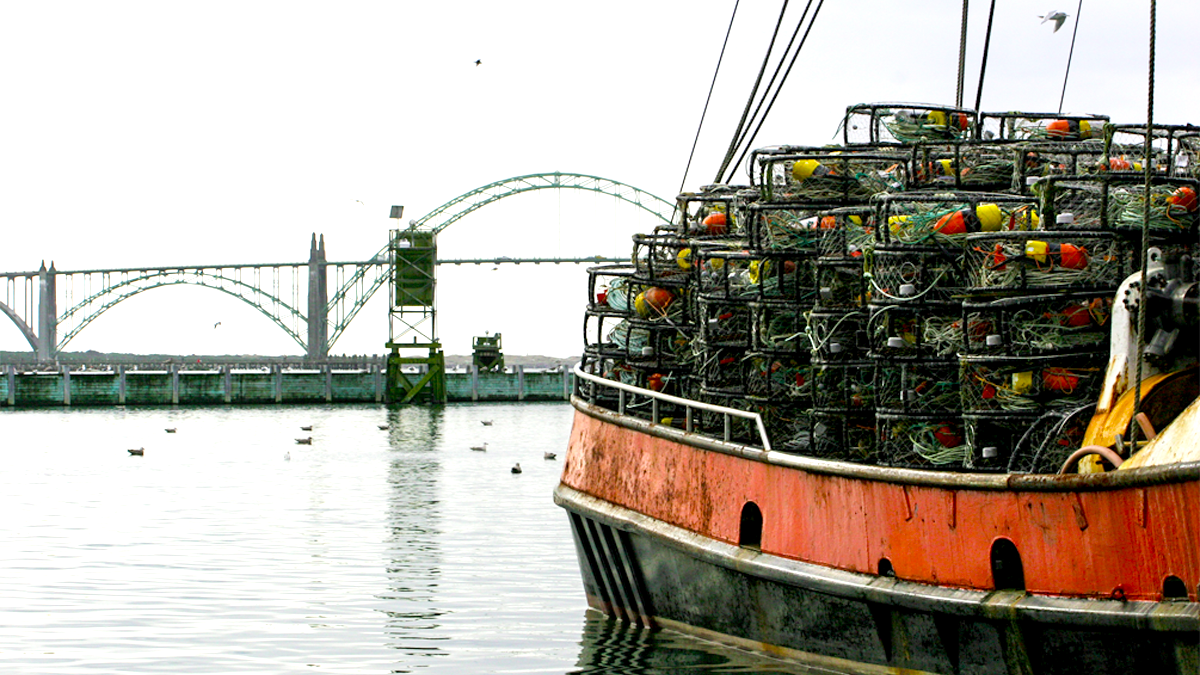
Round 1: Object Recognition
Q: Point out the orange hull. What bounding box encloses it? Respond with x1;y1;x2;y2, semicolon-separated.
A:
562;406;1199;602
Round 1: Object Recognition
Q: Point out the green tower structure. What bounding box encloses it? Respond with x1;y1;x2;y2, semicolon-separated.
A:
385;220;446;404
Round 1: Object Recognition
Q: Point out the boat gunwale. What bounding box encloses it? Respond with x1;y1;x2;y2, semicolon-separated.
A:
571;396;1200;492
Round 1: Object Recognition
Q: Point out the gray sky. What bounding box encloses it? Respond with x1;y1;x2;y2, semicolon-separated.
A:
2;0;1196;357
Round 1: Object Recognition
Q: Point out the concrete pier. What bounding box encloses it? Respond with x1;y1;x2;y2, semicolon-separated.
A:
0;363;573;407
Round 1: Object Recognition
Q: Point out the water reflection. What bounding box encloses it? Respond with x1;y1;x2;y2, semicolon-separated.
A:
570;610;846;675
380;406;449;661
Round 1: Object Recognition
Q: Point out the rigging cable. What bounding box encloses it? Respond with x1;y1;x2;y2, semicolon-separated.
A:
714;0;792;183
1131;0;1156;447
679;0;742;195
724;0;827;185
972;0;996;112
722;0;817;180
955;0;969;108
1057;0;1085;113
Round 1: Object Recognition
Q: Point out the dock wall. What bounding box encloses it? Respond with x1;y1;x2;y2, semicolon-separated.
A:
1;365;573;407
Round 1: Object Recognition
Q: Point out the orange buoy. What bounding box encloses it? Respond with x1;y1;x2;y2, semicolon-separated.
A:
703;212;728;235
1046;118;1092;139
643;287;675;314
647;373;665;392
934;209;978;235
933;425;964;448
1026;241;1088;269
1043;368;1080;392
1168;186;1198;213
1057;303;1093;327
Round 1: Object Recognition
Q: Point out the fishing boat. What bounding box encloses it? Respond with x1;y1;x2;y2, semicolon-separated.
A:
554;8;1198;675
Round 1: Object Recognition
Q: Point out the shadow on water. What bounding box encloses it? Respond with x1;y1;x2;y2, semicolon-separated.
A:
570;610;857;675
380;405;450;661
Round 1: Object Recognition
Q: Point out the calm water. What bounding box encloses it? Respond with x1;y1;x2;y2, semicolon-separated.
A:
0;403;827;674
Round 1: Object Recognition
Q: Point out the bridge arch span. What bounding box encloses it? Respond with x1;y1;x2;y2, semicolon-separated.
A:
56;270;307;353
0;300;38;352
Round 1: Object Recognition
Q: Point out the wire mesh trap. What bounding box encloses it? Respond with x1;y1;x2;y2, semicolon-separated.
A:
868;245;966;305
1011;141;1109;192
960;353;1105;414
815;206;876;259
815;258;868;308
1001;405;1095;474
909;143;1016;191
812;360;876;411
961;291;1113;356
964;230;1135;294
1036;174;1199;236
809;309;868;360
976;112;1109;143
875;192;1040;247
842;103;976;145
752;148;908;204
745;353;813;403
874;356;961;414
752;300;814;356
1107;123;1200;179
697;298;753;349
811;410;876;462
632;232;695;285
876;413;968;469
867;304;962;358
676;186;759;239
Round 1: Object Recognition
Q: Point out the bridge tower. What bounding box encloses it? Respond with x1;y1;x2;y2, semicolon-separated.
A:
37;262;57;361
306;234;329;361
385;208;446;404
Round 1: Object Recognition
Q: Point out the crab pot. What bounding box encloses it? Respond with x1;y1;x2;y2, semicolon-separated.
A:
812;360;876;411
600;317;696;368
752;300;813;356
842;103;976;145
677;186;758;239
1107;123;1200;179
1012;142;1109;192
697;297;753;349
695;247;757;299
874;356;961;414
758;403;815;455
745;353;813;403
631;233;695;285
815;258;867;308
1001;407;1095;474
698;346;748;394
875;191;1039;247
587;264;639;314
1037;174;1199;238
962;412;1046;473
815;206;876;258
809;309;868;360
964;230;1135;294
749;203;843;252
869;245;967;305
961;291;1113;356
960;353;1105;415
867;304;961;358
876;413;969;470
752;148;908;204
909;142;1015;191
976;112;1109;143
696;387;763;444
812;410;877;463
746;253;820;302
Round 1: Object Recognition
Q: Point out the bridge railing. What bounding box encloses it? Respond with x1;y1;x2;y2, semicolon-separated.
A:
572;363;772;452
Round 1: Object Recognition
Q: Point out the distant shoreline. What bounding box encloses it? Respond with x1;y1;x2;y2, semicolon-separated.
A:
0;351;580;370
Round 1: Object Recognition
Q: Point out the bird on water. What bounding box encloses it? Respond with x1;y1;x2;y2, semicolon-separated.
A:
544;452;557;460
300;425;313;431
295;437;312;445
470;442;488;451
511;463;522;474
128;448;144;456
378;424;389;430
480;420;493;426
165;428;176;433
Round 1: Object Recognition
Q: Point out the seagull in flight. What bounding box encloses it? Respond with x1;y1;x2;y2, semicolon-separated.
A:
213;321;222;329
1039;10;1069;32
475;59;482;66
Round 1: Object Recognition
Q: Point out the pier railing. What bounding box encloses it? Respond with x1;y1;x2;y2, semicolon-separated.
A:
573;364;772;452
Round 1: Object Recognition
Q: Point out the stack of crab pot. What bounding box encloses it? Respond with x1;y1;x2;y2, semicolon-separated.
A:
954;113;1200;471
682;185;765;440
743;146;908;454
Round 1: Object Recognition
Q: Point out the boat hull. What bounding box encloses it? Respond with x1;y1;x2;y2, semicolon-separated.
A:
556;400;1200;674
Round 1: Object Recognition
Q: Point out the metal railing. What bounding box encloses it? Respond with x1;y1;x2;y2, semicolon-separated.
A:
573;364;772;452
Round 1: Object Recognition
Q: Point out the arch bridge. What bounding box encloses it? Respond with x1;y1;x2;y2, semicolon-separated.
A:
0;173;675;360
